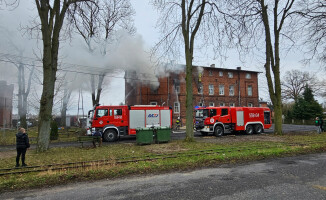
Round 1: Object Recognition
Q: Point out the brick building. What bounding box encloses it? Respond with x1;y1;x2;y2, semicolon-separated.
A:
0;81;14;128
125;65;260;125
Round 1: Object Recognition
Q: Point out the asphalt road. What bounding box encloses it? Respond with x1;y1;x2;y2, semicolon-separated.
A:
2;152;326;199
0;124;319;152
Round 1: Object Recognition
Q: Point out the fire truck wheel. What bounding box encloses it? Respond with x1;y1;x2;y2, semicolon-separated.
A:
245;125;254;135
254;124;263;134
103;129;117;142
214;126;224;137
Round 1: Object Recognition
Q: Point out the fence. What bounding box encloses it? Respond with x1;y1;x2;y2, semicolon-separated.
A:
283;119;316;125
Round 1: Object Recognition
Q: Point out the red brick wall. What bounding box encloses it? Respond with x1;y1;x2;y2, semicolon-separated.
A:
125;67;260;125
0;81;14;128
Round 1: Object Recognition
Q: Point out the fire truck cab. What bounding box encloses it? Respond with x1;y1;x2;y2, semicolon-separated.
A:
195;106;272;136
87;105;172;142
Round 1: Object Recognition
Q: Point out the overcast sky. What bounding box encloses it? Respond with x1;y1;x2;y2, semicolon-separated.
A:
0;0;324;115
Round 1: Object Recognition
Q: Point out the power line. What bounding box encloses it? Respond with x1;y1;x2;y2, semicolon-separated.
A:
0;52;170;79
0;56;176;84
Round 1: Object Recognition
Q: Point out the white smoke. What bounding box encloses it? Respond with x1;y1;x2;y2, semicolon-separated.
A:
61;30;161;91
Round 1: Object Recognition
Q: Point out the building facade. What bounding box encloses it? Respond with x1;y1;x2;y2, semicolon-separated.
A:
0;81;14;128
125;66;260;125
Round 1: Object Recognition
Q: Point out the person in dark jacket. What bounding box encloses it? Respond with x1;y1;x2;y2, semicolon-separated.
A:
92;129;102;147
16;128;30;167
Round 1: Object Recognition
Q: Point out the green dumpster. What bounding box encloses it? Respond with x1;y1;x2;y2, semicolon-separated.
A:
136;128;153;145
155;127;171;143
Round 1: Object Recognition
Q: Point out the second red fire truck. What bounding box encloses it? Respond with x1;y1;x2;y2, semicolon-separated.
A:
87;105;172;142
195;106;272;136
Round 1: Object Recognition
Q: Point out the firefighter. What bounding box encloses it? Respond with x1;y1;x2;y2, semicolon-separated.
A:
315;117;324;134
92;129;103;147
175;117;181;130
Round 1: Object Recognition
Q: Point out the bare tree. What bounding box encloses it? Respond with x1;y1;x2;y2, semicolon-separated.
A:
282;70;322;101
152;0;226;141
59;73;73;127
67;0;135;106
35;0;93;152
224;0;300;135
0;0;19;8
0;27;35;129
298;0;326;65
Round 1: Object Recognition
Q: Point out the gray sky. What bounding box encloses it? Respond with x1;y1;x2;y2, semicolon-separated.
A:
0;0;324;115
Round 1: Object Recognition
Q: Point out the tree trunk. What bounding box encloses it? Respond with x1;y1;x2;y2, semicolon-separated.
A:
61;86;72;127
37;60;56;152
21;94;28;128
37;25;58;152
184;51;194;142
91;74;105;106
260;0;283;135
17;63;27;128
273;99;282;135
35;0;72;152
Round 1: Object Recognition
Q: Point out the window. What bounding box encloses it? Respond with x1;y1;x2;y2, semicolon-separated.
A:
246;73;251;79
151;88;158;94
114;109;122;116
219;85;224;95
209;102;214;107
209;84;214;95
221;109;228;116
209;109;216;117
198;83;203;94
229;85;234;96
196;110;203;117
229;103;235;107
96;109;108;117
150;101;157;105
219;71;223;77
248;103;253;107
248;85;253;96
220;102;225;106
175;85;180;93
209;70;213;76
228;72;233;78
174;102;180;113
198;102;204;107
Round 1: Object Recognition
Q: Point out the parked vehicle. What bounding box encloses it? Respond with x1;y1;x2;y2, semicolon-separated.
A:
87;105;172;142
17;121;33;127
195;106;272;136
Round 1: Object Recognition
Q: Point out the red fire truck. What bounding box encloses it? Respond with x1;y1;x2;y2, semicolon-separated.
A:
195;106;272;136
87;105;172;142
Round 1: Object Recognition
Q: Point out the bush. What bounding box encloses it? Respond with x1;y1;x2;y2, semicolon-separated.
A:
50;120;59;140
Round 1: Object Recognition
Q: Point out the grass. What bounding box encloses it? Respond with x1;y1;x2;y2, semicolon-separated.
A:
0;127;83;145
1;133;326;192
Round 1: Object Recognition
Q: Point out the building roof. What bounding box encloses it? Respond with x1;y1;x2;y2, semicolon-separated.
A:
193;65;262;73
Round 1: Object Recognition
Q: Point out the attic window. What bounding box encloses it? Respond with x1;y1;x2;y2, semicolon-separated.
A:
175;85;180;93
198;83;203;94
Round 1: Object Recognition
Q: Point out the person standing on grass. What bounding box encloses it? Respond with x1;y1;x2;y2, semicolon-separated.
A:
16;127;30;167
92;129;102;148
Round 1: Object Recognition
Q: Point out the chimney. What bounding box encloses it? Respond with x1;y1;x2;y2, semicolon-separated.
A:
237;67;241;70
210;64;215;68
